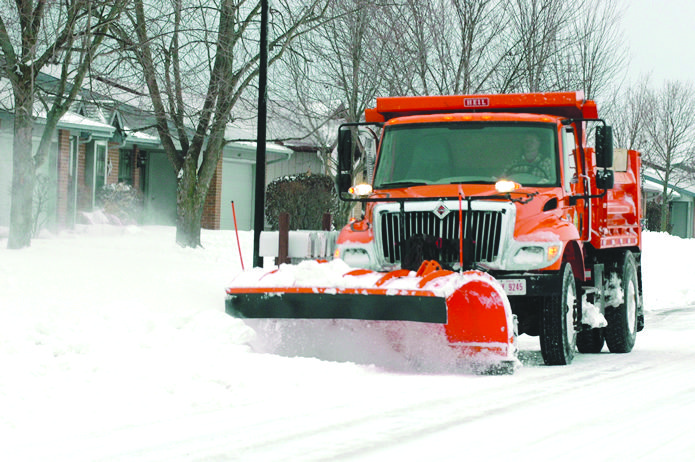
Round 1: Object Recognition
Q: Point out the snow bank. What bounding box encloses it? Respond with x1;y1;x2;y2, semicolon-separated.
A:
642;231;695;310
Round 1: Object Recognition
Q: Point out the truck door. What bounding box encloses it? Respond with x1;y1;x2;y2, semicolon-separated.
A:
562;126;588;240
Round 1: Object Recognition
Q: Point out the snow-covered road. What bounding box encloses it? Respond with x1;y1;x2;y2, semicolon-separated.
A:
21;308;695;462
1;226;694;461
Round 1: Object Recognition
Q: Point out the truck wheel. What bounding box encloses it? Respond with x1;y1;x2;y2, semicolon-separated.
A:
540;263;577;365
605;251;639;353
576;328;604;353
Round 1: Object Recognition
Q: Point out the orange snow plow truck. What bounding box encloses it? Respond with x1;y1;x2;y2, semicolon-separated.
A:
226;92;643;368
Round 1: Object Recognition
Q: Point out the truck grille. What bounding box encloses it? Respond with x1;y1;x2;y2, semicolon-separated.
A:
378;209;503;265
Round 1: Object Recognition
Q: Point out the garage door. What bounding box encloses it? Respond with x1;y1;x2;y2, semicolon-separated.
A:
144;152;178;225
671;201;690;238
221;160;254;230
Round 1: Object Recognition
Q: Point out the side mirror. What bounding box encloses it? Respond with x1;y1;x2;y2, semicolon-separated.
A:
595;125;614;169
596;169;614;190
337;126;353;196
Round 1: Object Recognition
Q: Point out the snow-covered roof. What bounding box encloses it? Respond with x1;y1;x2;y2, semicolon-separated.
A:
224;119;293;164
643;178;681;199
122;126;161;146
228;99;336;152
643;167;695;199
224;139;293;165
55;111;115;137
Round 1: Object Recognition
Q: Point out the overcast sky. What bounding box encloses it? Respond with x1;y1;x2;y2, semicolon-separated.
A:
620;0;695;84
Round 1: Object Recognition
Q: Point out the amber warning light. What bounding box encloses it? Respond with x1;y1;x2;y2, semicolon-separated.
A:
464;97;489;108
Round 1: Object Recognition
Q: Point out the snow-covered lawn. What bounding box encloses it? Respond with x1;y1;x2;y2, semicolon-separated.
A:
1;226;694;461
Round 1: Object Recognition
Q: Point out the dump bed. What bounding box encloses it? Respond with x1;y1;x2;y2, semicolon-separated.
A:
592;148;642;250
365;92;598;122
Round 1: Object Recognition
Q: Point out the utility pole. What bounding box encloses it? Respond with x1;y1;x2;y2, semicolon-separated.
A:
252;0;269;268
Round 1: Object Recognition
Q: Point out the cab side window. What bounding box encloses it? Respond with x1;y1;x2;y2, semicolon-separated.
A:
562;127;578;193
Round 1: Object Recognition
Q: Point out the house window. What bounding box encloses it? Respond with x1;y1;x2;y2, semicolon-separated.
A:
84;141;109;209
95;142;108;191
67;136;78;226
118;149;133;185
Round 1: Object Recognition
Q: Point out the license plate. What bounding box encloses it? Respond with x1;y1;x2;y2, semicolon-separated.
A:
500;279;526;295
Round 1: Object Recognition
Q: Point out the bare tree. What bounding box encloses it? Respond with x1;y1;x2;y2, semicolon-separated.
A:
270;1;388;222
372;0;507;96
111;0;330;247
378;0;433;95
269;46;340;175
641;80;695;231
316;0;385;123
496;0;573;93
602;77;651;151
429;0;506;95
0;0;128;249
550;0;627;100
272;0;384;131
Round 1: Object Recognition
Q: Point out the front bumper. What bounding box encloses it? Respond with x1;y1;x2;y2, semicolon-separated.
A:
493;270;564;298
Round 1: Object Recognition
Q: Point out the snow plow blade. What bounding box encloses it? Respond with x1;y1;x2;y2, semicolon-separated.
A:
225;260;517;369
227;289;447;323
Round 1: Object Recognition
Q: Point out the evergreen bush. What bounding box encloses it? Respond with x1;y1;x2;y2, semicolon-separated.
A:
265;173;338;230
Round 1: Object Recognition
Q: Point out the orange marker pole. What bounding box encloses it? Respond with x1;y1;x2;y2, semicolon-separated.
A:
231;201;245;270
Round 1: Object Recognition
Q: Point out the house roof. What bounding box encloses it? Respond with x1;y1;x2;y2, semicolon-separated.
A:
643;177;682;200
224;123;293;164
643;169;695;199
232;97;339;153
1;76;114;137
1;72;302;163
54;111;115;137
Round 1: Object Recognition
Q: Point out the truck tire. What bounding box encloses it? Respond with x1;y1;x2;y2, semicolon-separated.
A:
576;328;604;353
540;263;577;365
605;251;639;353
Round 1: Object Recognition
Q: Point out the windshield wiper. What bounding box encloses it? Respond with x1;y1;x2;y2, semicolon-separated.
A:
376;181;427;189
448;180;494;185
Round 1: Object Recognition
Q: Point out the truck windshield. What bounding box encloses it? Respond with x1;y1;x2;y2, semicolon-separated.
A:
373;122;559;188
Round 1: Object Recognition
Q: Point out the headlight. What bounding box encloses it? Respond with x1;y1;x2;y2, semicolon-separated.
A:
341;248;371;268
495;180;521;193
513;246;545;265
509;243;562;269
348;183;373;197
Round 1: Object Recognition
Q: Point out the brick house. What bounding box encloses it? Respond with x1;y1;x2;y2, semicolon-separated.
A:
0;109;117;231
0;89;325;235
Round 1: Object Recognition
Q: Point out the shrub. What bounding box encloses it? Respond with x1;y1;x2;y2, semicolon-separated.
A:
645;197;671;232
96;183;144;224
265;173;338;230
32;174;54;236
